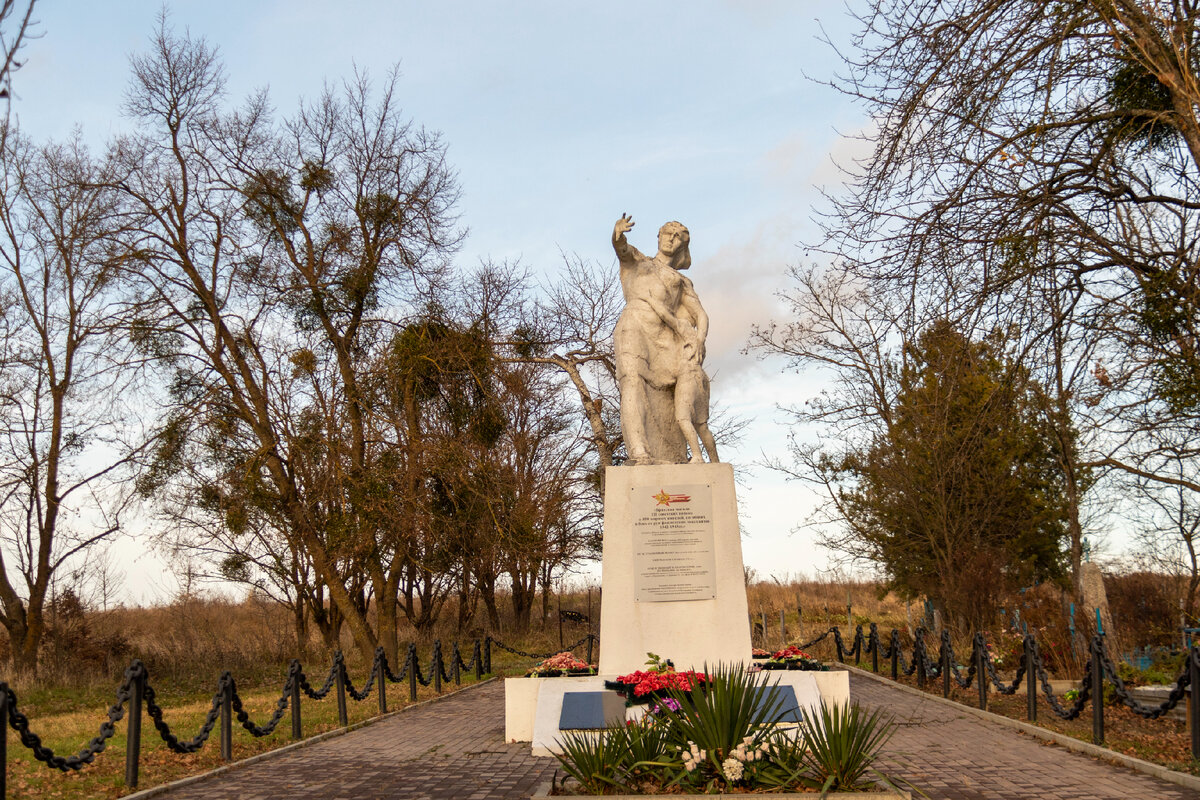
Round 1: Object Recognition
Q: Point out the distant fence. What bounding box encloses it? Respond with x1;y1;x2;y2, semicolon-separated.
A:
0;632;598;798
796;623;1200;756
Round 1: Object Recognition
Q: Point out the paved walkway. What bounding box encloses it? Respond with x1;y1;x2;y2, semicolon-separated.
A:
151;680;557;800
851;672;1200;799
149;673;1200;799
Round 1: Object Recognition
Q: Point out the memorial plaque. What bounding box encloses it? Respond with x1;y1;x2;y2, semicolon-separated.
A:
753;685;803;723
632;483;716;602
558;691;627;730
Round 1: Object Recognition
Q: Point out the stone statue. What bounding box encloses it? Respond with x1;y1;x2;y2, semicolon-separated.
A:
612;214;718;465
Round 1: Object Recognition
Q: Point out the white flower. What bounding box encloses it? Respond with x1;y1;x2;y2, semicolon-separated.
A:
723;756;745;781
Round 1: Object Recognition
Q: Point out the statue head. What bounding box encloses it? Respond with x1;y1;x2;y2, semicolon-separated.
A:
657;221;691;270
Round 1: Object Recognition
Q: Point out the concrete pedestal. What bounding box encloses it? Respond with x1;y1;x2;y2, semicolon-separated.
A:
598;462;752;675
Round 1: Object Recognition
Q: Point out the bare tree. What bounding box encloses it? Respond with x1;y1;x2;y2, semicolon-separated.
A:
522;256;624;483
0;1;36;105
1127;447;1200;623
116;21;461;661
803;0;1200;588
0;129;143;674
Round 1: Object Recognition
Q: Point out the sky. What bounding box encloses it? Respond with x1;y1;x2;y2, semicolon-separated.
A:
10;1;875;603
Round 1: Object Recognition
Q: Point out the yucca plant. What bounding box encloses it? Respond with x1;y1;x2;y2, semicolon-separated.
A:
554;727;631;794
801;699;895;793
553;662;899;795
555;719;677;793
660;662;796;791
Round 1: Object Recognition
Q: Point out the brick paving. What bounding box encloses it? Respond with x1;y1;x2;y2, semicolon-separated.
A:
851;672;1200;799
151;680;558;800
149;672;1200;799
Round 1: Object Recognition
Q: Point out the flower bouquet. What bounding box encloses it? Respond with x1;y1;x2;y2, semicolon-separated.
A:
759;644;828;671
525;651;596;677
751;647;771;659
604;653;709;705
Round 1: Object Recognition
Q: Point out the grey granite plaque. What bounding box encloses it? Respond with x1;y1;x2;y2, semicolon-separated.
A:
632;483;716;602
559;691;626;730
753;685;802;723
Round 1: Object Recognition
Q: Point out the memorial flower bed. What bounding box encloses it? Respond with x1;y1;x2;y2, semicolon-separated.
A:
605;667;710;704
554;663;900;795
758;645;828;671
525;651;596;677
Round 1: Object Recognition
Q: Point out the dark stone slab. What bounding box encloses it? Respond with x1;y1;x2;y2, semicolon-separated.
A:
559;690;626;730
755;685;802;723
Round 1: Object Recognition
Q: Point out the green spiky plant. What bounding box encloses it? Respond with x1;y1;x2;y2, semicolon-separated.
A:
802;699;896;793
552;662;898;795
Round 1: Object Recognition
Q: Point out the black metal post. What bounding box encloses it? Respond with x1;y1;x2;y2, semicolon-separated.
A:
834;626;844;662
976;635;988;711
452;642;461;686
871;623;879;673
474;640;483;681
0;683;8;800
1026;636;1037;722
220;676;233;762
1092;635;1104;746
854;624;863;665
942;632;951;698
335;655;348;726
290;666;302;740
890;629;899;680
408;645;418;702
125;666;144;788
484;636;492;674
433;641;443;694
1190;645;1199;760
378;650;388;715
916;630;926;689
585;634;594;667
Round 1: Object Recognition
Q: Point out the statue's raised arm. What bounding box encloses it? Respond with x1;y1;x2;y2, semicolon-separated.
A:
612;213;643;266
